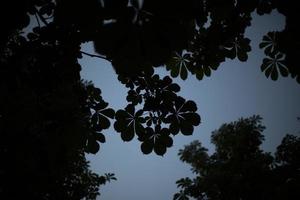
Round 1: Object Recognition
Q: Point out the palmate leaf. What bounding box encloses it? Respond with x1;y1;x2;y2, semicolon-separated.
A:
166;51;192;80
259;31;279;55
91;99;115;131
114;104;145;142
164;97;201;136
224;36;251;62
261;52;288;81
140;126;173;156
126;89;142;105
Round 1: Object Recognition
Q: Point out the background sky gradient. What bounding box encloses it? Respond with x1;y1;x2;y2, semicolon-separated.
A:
79;11;300;200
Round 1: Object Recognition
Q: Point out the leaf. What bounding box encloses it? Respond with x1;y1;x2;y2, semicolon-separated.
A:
203;66;211;76
91;113;98;127
141;141;153;154
237;51;248;62
180;121;194;136
259;31;278;54
180;66;188;80
98;114;111;130
135;121;145;137
166;52;191;80
114;105;145;142
261;53;287;81
259;42;269;49
167;96;200;136
181;101;197;112
170;121;180;135
95;100;109;110
87;139;100;154
195;68;204;80
127;89;142;105
154;144;167;156
270;66;278;80
168;83;180;92
170;66;179;78
100;108;115;119
184;113;201;126
121;125;135;142
265;66;272;78
225;36;251;62
261;58;271;71
278;63;288;77
96;133;106;143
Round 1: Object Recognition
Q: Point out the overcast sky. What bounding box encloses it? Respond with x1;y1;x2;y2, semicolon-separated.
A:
79;11;300;200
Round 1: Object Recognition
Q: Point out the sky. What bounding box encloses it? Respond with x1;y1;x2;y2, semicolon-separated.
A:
79;11;300;200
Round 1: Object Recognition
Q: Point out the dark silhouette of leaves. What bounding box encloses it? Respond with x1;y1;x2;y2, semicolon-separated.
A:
1;0;299;199
260;31;279;55
114;104;145;142
164;97;201;136
261;52;288;80
166;51;192;80
84;83;115;154
91;99;115;131
174;116;300;200
275;134;300;166
140;126;173;156
115;74;200;155
224;36;251;61
104;173;117;182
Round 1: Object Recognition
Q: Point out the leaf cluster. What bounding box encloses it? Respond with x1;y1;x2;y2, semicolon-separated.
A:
115;73;200;155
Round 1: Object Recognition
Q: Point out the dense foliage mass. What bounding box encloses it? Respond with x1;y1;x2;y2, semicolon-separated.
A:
0;0;299;199
174;116;300;200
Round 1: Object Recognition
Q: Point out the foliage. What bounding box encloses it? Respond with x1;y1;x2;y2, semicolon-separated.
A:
115;74;200;155
174;116;300;200
0;0;299;199
0;33;115;198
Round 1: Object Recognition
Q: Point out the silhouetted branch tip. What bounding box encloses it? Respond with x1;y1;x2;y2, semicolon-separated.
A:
80;51;111;61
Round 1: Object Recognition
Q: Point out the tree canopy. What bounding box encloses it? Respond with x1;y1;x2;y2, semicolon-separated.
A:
174;116;300;200
0;0;299;199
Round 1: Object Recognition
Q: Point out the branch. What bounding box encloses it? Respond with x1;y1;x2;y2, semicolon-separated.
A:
33;6;49;26
80;51;111;61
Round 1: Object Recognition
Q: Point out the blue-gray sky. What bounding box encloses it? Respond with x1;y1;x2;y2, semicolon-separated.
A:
79;11;300;200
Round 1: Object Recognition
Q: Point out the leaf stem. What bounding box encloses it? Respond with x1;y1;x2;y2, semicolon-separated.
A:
80;51;111;62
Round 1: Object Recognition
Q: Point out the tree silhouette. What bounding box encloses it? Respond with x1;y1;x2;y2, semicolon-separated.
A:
174;116;300;200
0;0;299;199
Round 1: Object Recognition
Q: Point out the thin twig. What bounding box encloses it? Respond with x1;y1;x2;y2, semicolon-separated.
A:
34;13;41;28
80;51;111;61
